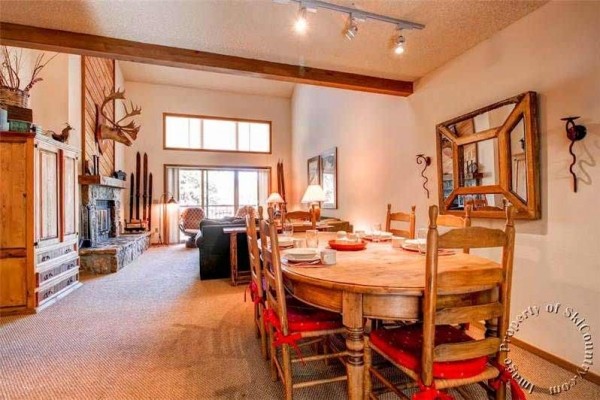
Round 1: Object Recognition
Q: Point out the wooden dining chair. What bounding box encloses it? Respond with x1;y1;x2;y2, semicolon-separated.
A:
365;205;520;400
386;204;416;239
245;208;268;360
437;205;472;254
260;207;348;399
284;207;317;229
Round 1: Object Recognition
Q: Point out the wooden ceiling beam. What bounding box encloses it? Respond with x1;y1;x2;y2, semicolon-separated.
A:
0;22;413;96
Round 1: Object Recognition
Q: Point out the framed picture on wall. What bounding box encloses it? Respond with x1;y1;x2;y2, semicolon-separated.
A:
307;155;320;185
320;147;337;209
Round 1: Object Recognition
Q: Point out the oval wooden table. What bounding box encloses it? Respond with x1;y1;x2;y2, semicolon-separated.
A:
282;233;501;400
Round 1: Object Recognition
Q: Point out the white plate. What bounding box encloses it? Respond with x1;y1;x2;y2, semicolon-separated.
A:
277;236;294;246
282;248;319;261
402;239;426;251
364;232;393;240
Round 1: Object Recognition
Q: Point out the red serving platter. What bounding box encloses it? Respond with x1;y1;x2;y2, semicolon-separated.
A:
328;240;367;251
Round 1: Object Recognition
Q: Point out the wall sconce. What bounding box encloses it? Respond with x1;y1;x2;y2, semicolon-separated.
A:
416;154;432;198
561;116;587;192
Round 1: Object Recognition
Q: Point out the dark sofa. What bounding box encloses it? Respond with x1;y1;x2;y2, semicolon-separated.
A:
195;217;251;280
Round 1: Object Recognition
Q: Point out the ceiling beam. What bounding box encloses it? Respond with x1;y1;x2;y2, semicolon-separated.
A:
0;22;413;96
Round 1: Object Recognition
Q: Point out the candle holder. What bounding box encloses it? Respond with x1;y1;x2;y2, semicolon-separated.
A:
561;116;587;192
416;154;432;198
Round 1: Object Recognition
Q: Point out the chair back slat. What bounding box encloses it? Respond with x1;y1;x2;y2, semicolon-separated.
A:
385;204;416;239
259;207;290;334
420;204;516;386
437;269;503;290
435;302;503;325
434;337;501;362
438;227;506;249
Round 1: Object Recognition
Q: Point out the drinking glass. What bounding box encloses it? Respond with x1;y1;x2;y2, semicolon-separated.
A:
371;224;382;243
306;229;319;248
282;222;294;238
417;228;428;254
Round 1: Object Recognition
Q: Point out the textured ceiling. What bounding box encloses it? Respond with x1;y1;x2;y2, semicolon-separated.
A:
119;61;296;98
0;0;546;81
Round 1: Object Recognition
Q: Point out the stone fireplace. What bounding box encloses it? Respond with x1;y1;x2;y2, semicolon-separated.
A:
78;176;150;274
80;184;121;247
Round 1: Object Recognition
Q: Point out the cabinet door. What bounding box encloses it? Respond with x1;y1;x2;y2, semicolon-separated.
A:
35;141;60;247
62;149;79;242
0;258;27;307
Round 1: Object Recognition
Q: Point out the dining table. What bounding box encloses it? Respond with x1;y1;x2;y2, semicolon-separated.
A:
280;232;502;400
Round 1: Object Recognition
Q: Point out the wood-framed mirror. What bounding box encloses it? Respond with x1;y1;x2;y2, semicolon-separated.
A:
436;91;540;219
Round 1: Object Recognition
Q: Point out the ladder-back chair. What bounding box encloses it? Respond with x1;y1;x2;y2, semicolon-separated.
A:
260;207;347;399
386;204;416;239
437;205;472;254
245;208;267;360
283;207;317;230
365;205;520;400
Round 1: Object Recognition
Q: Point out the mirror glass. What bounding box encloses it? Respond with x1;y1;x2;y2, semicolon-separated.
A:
509;117;527;202
449;104;516;137
453;195;506;211
441;136;454;200
459;138;500;187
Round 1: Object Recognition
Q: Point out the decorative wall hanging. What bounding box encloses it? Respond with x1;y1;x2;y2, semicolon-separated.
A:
95;88;141;153
561;116;587;193
436;91;540;220
307;155;320;185
416;154;431;198
320;147;338;209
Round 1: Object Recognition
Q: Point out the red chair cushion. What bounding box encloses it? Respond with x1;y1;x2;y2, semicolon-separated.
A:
370;324;488;379
285;303;343;332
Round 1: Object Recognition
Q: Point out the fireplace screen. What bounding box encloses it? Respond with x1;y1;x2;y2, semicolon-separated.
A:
96;200;114;242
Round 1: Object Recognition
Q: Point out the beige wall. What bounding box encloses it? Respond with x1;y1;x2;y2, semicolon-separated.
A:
123;81;292;242
292;1;600;373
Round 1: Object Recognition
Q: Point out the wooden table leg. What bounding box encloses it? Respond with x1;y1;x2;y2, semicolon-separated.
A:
343;292;364;400
230;232;238;286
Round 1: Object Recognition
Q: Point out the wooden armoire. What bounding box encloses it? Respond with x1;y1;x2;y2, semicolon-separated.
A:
0;131;81;314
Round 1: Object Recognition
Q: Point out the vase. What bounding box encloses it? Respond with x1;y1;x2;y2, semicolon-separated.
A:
0;87;30;108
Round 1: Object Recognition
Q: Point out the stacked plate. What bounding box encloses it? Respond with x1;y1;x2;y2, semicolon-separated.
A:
402;238;426;252
278;236;295;249
363;232;393;241
281;248;320;265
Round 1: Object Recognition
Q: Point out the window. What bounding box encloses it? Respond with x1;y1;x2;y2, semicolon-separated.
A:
166;166;270;241
164;114;271;153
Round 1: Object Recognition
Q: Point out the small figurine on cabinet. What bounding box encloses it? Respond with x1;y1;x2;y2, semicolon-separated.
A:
49;123;73;143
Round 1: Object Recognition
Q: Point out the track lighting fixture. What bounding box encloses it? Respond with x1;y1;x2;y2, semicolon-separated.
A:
393;31;405;55
294;6;308;34
276;0;424;53
344;15;359;40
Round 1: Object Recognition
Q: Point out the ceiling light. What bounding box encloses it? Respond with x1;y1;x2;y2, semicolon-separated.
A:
294;6;308;34
393;31;405;55
344;15;359;40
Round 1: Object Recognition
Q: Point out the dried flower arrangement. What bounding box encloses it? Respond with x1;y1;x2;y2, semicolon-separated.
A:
1;46;57;108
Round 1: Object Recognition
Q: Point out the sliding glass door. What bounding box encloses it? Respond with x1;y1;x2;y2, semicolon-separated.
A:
166;165;270;242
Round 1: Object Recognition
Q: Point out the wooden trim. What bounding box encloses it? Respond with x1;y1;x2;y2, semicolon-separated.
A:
510;337;600;386
0;22;414;97
78;175;128;188
162;113;272;154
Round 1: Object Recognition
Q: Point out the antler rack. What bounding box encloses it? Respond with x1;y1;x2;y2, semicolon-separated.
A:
97;88;142;147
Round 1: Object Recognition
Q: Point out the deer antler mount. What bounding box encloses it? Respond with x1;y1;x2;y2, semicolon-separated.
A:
95;88;141;154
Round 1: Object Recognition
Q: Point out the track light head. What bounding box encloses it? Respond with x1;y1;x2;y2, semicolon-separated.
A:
393;30;405;55
344;16;359;40
294;6;308;34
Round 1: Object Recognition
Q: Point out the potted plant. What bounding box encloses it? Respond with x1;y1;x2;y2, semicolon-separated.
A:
0;46;56;108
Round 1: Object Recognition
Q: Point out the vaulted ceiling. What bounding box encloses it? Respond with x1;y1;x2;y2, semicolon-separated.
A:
0;0;546;82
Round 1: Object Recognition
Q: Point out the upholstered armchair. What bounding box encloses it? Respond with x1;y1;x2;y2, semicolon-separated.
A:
178;207;205;248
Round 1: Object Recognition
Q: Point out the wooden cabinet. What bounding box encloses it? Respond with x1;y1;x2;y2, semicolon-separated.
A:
0;132;82;314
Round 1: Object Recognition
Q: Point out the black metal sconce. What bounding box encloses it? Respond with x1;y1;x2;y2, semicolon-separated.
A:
561;116;587;192
416;154;432;198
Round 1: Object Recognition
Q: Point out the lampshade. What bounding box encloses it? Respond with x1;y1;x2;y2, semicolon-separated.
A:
301;184;327;203
266;192;285;204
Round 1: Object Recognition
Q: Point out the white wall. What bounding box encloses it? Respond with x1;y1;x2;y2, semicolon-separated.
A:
292;1;600;373
123;81;292;242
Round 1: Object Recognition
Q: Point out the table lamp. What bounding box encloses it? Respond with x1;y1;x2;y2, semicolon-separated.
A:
301;184;327;221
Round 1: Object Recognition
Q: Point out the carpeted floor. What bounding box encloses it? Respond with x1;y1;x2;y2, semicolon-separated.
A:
1;245;598;400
